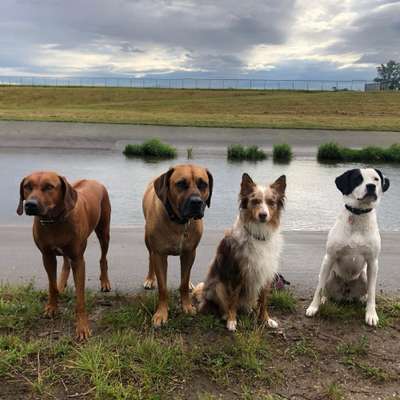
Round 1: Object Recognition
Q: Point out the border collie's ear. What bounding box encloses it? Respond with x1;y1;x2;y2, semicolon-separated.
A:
375;169;390;192
154;168;175;206
271;175;286;196
206;169;213;208
335;169;362;195
240;173;255;209
60;176;78;214
16;177;25;215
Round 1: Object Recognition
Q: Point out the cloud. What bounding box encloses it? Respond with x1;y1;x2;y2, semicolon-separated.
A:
0;0;398;78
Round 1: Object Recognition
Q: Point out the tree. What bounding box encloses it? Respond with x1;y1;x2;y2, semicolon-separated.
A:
374;60;400;90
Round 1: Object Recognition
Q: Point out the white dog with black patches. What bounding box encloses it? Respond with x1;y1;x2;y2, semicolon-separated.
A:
306;168;390;326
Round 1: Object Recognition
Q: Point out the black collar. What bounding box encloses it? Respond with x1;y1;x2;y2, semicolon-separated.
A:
345;204;373;215
164;200;189;225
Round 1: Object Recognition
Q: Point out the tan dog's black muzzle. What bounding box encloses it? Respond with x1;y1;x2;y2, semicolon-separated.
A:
24;198;42;216
181;194;206;220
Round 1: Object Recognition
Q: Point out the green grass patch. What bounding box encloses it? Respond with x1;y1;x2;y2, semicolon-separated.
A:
227;144;267;161
337;335;369;356
273;143;293;162
288;337;318;360
268;289;297;313
317;300;365;321
325;382;345;400
317;142;400;163
123;138;177;158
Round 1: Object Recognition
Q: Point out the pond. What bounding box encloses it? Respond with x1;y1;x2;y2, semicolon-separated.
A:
1;148;399;231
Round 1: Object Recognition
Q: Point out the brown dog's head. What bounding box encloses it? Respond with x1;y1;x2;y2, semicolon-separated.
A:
154;164;213;220
17;171;77;218
239;173;286;227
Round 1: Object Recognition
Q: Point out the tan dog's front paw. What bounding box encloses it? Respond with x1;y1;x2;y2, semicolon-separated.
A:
44;303;58;318
76;317;91;341
57;282;67;294
182;302;196;315
143;278;156;290
153;308;168;328
100;277;111;292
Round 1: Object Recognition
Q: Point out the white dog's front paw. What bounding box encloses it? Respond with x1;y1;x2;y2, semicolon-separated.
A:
226;319;237;331
305;304;319;317
267;318;278;328
365;308;379;327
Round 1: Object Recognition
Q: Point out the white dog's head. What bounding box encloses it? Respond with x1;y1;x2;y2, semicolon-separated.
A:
335;168;390;209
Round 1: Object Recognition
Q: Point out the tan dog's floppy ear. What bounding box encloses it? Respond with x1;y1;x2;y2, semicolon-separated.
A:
154;168;175;206
16;178;25;215
271;175;286;208
60;176;77;214
240;173;255;209
206;169;213;208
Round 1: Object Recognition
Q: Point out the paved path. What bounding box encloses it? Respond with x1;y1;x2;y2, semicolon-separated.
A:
1;226;399;296
1;121;400;157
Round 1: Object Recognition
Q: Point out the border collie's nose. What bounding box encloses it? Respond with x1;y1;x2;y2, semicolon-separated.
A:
24;199;40;215
366;184;376;193
259;212;268;222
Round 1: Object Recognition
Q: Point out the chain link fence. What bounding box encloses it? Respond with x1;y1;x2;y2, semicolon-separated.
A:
0;76;376;91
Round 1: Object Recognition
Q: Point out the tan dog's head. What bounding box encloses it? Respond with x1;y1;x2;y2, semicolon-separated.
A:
154;164;213;220
239;173;286;227
17;171;77;218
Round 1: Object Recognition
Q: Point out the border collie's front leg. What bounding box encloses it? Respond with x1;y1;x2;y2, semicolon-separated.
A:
365;258;379;326
306;254;334;317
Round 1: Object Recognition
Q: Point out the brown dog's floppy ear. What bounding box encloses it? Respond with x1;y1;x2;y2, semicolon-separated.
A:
60;176;77;214
16;178;25;215
154;168;175;206
271;175;286;208
206;169;213;208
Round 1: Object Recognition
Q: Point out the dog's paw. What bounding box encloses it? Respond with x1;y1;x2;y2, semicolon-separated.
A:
152;308;168;328
226;319;237;332
305;304;319;317
76;319;91;341
267;318;278;328
100;278;111;292
143;278;156;290
44;303;58;318
365;308;379;327
182;302;196;315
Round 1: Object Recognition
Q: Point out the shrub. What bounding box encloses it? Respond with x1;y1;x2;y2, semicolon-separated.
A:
123;138;177;158
227;144;267;161
317;142;400;163
273;143;293;162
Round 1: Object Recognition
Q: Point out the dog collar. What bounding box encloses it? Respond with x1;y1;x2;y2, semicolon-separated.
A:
345;204;373;215
164;200;189;225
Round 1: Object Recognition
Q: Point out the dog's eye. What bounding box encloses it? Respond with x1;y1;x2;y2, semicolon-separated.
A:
43;184;54;192
23;184;32;192
251;198;261;206
374;177;379;182
197;179;208;190
176;180;188;190
267;200;276;207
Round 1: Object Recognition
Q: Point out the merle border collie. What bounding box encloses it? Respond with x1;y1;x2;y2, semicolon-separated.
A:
194;173;286;331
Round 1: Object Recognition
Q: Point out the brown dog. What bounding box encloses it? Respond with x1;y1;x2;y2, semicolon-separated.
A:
17;171;111;340
142;164;213;327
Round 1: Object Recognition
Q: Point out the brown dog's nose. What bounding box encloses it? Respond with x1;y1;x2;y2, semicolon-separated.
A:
25;199;40;215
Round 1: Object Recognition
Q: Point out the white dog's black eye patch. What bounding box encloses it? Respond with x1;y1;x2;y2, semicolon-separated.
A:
374;169;390;192
335;169;363;195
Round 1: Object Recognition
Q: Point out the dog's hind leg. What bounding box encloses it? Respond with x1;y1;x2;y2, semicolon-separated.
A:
95;192;111;292
180;249;197;315
58;256;71;293
258;285;278;328
143;237;156;290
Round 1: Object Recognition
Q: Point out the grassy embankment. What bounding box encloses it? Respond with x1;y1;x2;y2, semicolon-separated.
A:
1;284;400;399
0;86;400;130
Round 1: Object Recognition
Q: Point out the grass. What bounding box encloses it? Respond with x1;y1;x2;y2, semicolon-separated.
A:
317;142;400;163
123;138;177;158
227;144;267;161
272;144;293;162
1;285;400;399
1;86;400;130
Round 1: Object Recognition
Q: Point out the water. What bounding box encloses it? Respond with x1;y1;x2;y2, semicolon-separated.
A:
1;148;399;231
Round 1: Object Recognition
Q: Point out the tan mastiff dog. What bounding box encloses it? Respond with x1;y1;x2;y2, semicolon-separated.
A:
142;164;213;327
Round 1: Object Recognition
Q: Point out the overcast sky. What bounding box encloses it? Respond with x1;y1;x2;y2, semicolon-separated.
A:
0;0;399;79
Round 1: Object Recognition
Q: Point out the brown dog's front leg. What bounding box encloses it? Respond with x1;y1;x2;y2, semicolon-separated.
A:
42;252;58;317
258;285;278;329
180;250;196;315
71;256;91;340
58;256;71;293
152;253;168;328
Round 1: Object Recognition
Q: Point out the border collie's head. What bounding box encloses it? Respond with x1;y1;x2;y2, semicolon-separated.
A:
239;173;286;228
335;168;390;209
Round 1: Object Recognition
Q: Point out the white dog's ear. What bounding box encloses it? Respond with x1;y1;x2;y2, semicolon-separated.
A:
335;169;362;195
374;169;390;192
